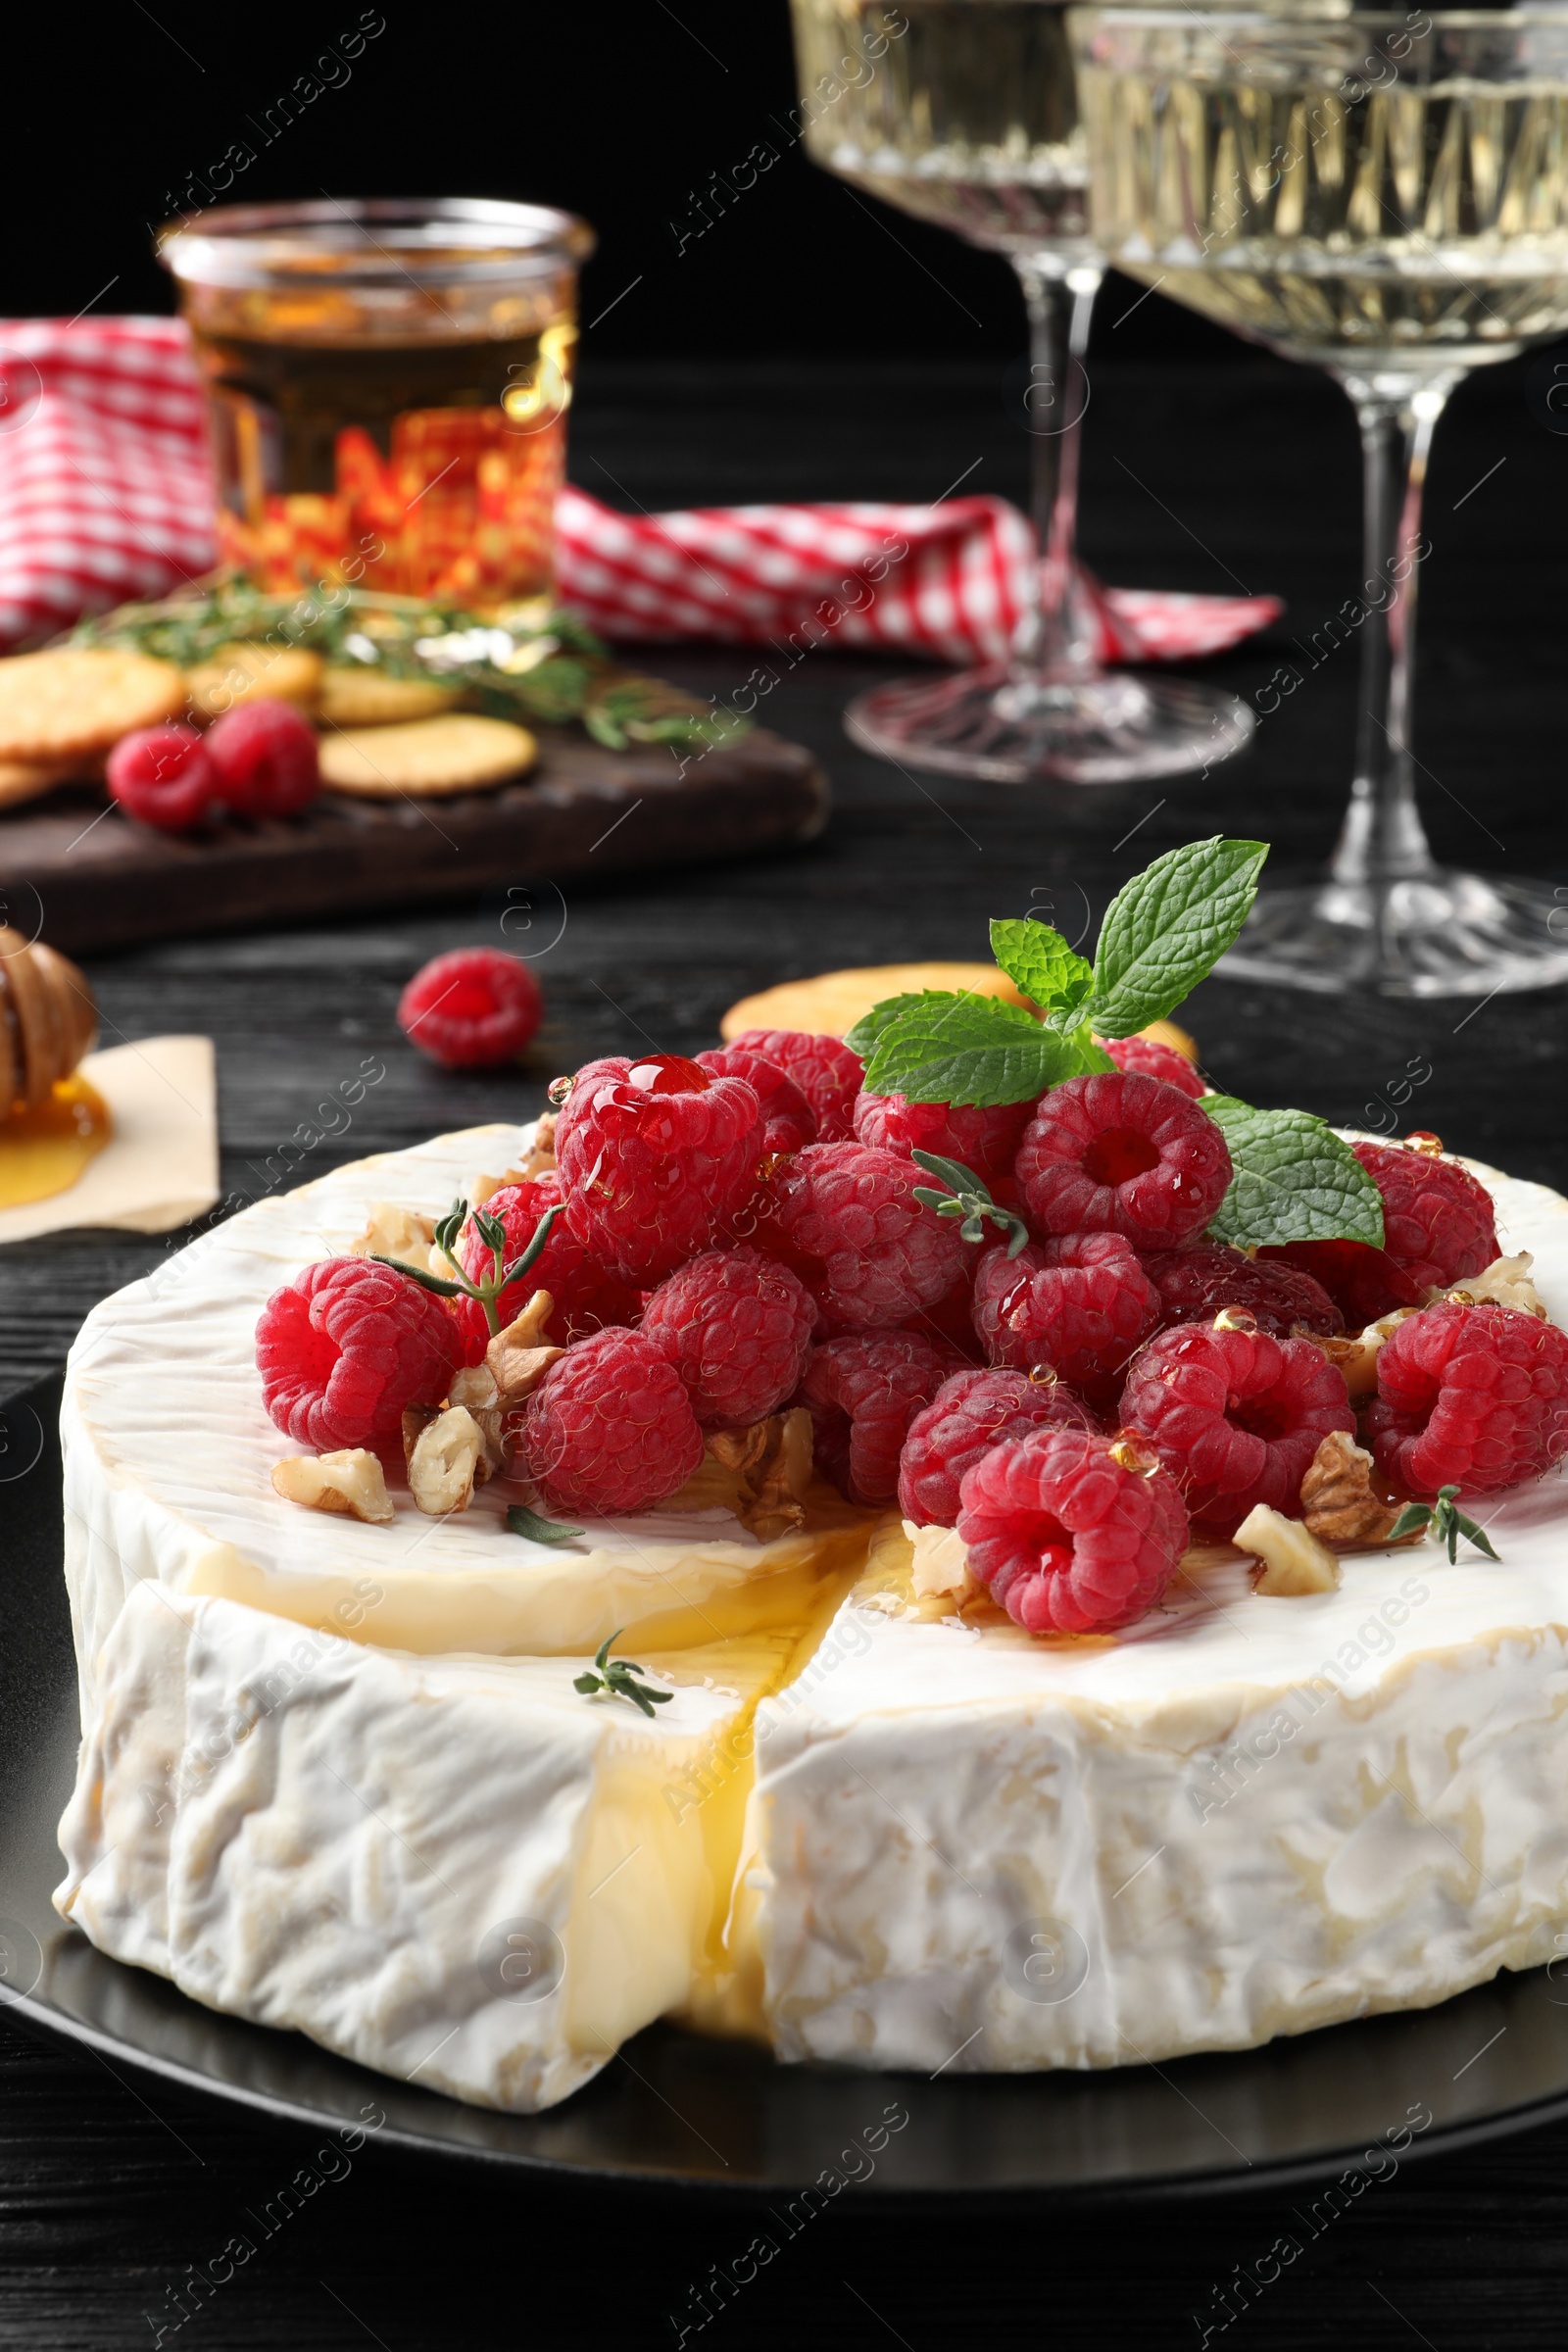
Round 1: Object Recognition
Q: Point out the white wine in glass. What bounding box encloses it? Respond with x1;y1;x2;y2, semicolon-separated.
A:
789;0;1255;784
1073;4;1568;995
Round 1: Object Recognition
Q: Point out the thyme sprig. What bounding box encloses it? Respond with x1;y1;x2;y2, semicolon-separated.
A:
369;1197;561;1337
910;1150;1031;1259
573;1631;672;1718
1388;1485;1500;1564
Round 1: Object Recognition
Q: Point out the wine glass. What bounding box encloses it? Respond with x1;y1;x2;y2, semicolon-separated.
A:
1071;4;1568;996
788;0;1256;784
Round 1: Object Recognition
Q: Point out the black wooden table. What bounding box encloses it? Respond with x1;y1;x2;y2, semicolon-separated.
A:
3;354;1567;2348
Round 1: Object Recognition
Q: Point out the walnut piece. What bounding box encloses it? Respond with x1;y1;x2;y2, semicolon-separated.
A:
486;1292;564;1408
270;1449;394;1525
1234;1503;1341;1595
705;1407;813;1540
1312;1305;1418;1401
348;1200;443;1280
1438;1251;1547;1320
446;1364;506;1475
403;1405;488;1516
1300;1429;1409;1546
512;1111;557;1180
905;1521;974;1603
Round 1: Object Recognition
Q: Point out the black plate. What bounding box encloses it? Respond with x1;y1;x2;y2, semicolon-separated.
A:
8;1369;1568;2199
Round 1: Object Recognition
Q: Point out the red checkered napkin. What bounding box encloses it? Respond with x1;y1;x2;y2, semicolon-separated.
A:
0;319;1282;664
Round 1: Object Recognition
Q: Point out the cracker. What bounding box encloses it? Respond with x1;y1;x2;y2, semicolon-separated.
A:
318;714;536;799
0;648;184;762
318;668;462;727
720;964;1198;1062
0;758;84;809
185;643;323;718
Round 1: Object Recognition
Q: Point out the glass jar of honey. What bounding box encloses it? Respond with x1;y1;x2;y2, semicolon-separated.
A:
159;197;595;605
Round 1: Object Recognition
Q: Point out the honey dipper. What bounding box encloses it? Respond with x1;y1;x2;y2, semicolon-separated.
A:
0;930;98;1114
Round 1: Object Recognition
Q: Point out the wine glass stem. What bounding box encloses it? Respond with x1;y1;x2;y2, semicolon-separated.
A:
1012;258;1104;683
1330;373;1459;889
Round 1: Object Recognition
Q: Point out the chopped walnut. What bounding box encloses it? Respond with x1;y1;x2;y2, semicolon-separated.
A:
348;1200;443;1280
705;1407;813;1540
1300;1429;1411;1546
1311;1305;1418;1401
270;1449;394;1525
468;1171;508;1211
512;1111;557;1180
446;1364;506;1475
1435;1251;1547;1320
403;1405;488;1516
486;1292;564;1408
1234;1503;1341;1595
905;1521;974;1603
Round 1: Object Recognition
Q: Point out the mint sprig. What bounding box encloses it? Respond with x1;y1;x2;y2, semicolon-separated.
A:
572;1631;672;1718
910;1150;1031;1257
370;1196;561;1337
846;836;1264;1107
1201;1100;1386;1250
1388;1486;1499;1564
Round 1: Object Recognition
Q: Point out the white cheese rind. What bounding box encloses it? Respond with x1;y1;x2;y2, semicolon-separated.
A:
55;1581;765;2112
60;1125;846;1707
748;1165;1568;2076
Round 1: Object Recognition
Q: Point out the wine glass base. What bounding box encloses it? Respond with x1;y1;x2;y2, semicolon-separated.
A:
1218;872;1568;1000
843;663;1254;785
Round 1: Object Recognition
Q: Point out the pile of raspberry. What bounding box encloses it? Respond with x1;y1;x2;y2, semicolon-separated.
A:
256;1030;1554;1641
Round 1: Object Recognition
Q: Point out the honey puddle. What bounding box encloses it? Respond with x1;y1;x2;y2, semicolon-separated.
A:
0;1075;113;1206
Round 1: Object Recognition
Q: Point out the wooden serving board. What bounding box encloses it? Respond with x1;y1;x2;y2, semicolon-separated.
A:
0;725;828;956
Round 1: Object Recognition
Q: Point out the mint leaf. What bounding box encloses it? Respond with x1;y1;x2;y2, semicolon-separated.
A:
1202;1098;1386;1249
864;995;1091;1106
988;919;1094;1014
844;991;967;1062
1089;837;1267;1038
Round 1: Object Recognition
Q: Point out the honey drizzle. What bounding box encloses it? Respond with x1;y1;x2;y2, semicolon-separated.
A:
0;1075;113;1207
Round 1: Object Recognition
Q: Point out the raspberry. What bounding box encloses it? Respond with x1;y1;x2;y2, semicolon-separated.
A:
1366;1301;1568;1496
205;697;320;818
452;1175;639;1353
696;1047;815;1155
107;723;217;832
1256;1240;1421;1328
957;1427;1189;1635
1096;1034;1206;1100
800;1331;958;1504
1351;1142;1499;1292
900;1266;984;1361
1119;1323;1354;1536
726;1028;863;1141
973;1232;1159;1406
514;1327;705;1516
1142;1244;1343;1338
555;1054;763;1285
641;1246;815;1429
898;1365;1098;1527
398;949;543;1069
852;1089;1034;1186
758;1141;966;1332
256;1256;463;1453
1015;1072;1231;1249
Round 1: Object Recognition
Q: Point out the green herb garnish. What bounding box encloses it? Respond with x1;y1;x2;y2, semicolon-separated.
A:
1388;1486;1500;1564
572;1631;672;1718
910;1150;1031;1258
369;1197;561;1337
1200;1099;1386;1251
508;1503;585;1545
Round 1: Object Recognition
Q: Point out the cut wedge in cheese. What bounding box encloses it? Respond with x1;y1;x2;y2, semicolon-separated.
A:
61;1125;868;1707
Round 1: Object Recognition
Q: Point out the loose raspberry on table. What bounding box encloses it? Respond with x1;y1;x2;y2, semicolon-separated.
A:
1015;1072;1231;1250
514;1326;705;1516
107;723;217;832
1142;1244;1343;1338
696;1047;816;1155
1351;1141;1499;1293
1095;1035;1206;1100
398;948;543;1069
852;1090;1034;1186
1118;1322;1354;1536
898;1365;1097;1528
757;1141;966;1331
800;1330;958;1504
554;1053;763;1285
642;1246;815;1429
726;1028;863;1141
957;1427;1189;1635
972;1232;1159;1407
1256;1239;1422;1328
205;697;320;818
1366;1301;1568;1496
257;1256;463;1454
452;1174;639;1355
